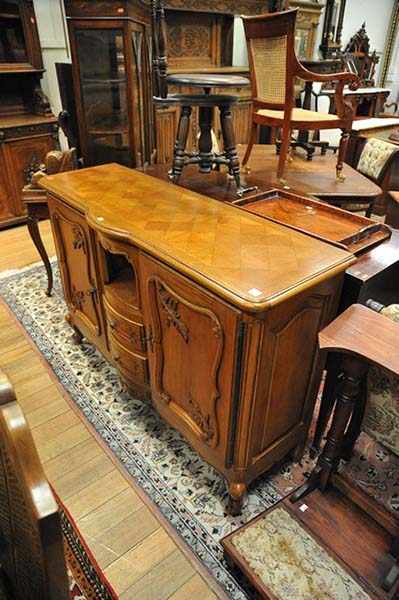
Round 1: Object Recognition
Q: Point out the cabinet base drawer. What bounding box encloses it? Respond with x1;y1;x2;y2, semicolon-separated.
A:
109;333;149;386
104;298;146;354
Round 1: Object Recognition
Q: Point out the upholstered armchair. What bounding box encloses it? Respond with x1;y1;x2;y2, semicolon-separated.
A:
241;9;359;186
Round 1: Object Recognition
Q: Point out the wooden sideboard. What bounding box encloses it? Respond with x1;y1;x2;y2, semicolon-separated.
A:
40;164;354;513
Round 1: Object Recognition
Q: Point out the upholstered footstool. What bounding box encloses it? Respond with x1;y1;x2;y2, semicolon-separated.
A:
222;502;372;599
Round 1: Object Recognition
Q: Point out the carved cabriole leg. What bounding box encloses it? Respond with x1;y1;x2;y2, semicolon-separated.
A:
242;120;258;173
26;214;53;296
227;482;247;516
65;314;83;345
291;355;367;503
277;123;291;190
169;105;192;183
336;129;350;182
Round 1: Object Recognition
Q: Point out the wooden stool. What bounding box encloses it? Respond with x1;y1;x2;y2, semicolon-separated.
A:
292;303;399;590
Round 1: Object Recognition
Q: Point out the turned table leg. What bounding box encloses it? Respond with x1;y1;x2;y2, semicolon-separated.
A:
291;355;367;503
27;212;53;297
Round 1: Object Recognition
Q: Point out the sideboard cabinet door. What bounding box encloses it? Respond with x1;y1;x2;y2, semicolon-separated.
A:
139;254;240;464
48;197;104;346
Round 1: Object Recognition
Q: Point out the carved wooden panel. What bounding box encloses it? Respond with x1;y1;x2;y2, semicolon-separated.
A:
140;255;240;455
249;286;337;463
47;197;103;343
155;105;179;164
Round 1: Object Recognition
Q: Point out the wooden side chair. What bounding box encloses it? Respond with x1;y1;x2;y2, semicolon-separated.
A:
0;370;69;600
292;303;399;592
241;9;359;187
151;0;256;197
355;138;399;217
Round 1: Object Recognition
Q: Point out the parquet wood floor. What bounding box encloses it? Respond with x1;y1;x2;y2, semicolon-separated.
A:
0;221;221;600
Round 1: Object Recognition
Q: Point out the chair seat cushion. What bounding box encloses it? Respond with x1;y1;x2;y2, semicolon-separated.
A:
255;107;340;124
364;304;399;456
357;137;398;180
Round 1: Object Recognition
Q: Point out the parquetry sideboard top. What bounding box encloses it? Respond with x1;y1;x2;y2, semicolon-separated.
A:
40;163;355;312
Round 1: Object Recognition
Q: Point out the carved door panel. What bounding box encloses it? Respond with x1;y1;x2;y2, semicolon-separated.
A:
249;283;338;464
140;254;240;458
2;135;56;215
48;197;103;344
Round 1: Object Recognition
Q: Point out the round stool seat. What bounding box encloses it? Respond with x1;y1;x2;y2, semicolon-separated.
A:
166;73;250;89
155;93;239;107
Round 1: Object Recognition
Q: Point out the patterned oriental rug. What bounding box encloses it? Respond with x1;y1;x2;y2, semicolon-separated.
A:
1;263;398;599
58;493;118;600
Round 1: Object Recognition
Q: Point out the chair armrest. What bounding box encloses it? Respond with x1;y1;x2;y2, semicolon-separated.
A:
295;59;360;122
295;59;359;88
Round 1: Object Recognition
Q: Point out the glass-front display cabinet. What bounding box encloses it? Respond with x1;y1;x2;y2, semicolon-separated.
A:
65;1;155;168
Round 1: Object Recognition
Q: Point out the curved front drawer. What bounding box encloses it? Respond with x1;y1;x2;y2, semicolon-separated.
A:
104;298;146;354
109;333;149;386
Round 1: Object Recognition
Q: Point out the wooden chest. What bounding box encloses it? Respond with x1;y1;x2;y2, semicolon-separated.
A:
40;164;354;513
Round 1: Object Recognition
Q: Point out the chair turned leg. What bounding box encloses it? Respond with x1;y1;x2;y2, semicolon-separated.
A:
169;105;192;183
242;121;258;174
336;129;350;182
277;124;291;189
219;105;257;198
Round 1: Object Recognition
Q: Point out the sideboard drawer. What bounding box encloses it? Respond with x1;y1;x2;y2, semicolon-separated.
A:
104;298;146;354
109;333;149;386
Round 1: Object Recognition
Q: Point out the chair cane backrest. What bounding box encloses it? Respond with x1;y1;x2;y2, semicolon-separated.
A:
242;10;298;110
151;0;168;99
0;371;69;600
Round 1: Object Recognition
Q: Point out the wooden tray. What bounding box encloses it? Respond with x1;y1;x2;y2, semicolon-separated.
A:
233;189;391;255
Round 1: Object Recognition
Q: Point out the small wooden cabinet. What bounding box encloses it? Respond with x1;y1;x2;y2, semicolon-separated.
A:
41;164;355;513
0;0;57;229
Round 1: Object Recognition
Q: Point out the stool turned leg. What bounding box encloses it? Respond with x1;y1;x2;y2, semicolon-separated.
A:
336;129;350;182
27;213;53;296
291;355;367;503
169;105;192;183
219;104;257;198
198;105;214;174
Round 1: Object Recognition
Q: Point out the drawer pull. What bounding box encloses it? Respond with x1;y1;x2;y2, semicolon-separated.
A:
109;318;116;329
112;353;120;362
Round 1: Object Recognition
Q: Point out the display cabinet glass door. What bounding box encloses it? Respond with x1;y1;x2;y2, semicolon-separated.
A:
74;27;130;166
0;1;28;63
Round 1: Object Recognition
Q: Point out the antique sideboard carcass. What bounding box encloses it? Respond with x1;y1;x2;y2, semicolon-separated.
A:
40;164;354;513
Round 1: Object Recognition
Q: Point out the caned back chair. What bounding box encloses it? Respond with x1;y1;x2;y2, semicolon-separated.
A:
241;10;359;187
0;370;69;600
